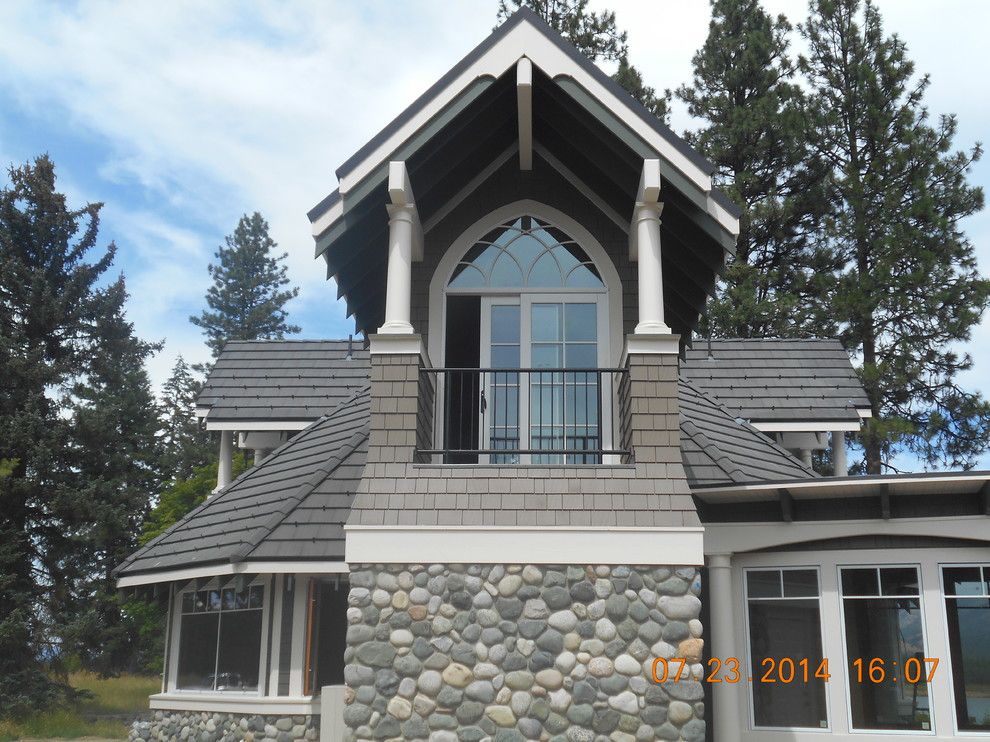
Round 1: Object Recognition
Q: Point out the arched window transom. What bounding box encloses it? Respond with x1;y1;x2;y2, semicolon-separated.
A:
448;216;604;290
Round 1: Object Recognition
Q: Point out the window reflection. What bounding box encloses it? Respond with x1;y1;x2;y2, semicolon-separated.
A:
840;566;930;731
943;566;990;731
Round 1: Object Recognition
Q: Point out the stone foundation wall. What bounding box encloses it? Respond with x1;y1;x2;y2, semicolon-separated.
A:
130;711;319;742
345;564;705;742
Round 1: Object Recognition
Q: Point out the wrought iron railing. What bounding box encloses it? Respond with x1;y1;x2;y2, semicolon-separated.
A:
419;367;628;464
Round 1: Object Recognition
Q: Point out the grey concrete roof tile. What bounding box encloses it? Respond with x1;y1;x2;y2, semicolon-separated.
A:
682;338;869;424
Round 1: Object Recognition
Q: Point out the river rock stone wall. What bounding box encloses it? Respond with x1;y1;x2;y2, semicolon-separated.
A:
345;564;705;742
130;711;319;742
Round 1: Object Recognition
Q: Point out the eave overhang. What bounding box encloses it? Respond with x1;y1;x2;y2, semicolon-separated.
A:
308;8;740;339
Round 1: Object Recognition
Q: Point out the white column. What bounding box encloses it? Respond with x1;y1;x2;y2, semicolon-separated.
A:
216;430;233;492
633;202;670;334
378;203;416;334
708;554;742;742
831;431;847;476
800;448;813;469
254;448;271;466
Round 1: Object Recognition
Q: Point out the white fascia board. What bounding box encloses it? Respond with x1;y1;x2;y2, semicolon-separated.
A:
857;407;873;418
204;420;315;432
751;421;862;433
195;406;210;418
310;197;343;238
345;525;705;566
117;561;349;588
334;21;733;234
149;692;320;715
693;472;990;499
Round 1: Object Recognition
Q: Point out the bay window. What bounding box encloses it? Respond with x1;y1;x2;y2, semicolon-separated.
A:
176;584;265;692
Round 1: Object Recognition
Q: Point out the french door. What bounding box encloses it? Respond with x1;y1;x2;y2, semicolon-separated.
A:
479;295;607;463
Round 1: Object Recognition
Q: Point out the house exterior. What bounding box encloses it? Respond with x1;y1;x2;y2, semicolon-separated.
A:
117;9;990;742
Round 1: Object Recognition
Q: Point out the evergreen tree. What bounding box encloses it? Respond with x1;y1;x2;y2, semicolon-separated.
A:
678;0;827;338
190;212;300;359
496;0;670;121
801;0;989;472
0;155;116;713
60;278;164;675
159;355;212;482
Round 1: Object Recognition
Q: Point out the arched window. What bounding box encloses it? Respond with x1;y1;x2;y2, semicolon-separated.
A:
448;216;604;290
440;214;611;464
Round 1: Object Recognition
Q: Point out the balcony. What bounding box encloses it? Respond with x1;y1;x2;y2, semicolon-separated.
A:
419;367;629;465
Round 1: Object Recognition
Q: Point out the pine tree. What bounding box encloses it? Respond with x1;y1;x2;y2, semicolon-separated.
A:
160;355;212;482
190;212;300;359
678;0;827;338
801;0;989;472
496;0;670;121
0;155;116;713
61;278;164;674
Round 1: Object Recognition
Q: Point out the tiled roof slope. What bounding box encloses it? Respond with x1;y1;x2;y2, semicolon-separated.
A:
197;339;370;423
117;386;369;577
679;379;817;487
681;338;870;424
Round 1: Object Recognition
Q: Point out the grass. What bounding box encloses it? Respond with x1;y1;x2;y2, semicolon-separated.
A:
0;672;160;742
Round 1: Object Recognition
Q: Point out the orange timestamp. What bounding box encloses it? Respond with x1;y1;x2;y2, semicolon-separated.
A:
650;657;940;684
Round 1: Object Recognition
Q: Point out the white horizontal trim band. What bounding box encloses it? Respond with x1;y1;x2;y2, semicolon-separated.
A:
344;526;704;566
694;472;990;496
117;561;349;587
752;421;862;433
149;692;321;715
203;420;315;432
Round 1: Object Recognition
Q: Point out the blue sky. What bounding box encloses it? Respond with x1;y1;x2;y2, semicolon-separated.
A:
1;1;988;470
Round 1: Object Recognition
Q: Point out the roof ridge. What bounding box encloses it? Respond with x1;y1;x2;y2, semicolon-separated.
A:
231;426;369;564
679;378;818;477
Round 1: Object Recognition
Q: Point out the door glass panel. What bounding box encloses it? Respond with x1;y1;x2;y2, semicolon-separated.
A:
565;303;597;342
532;304;562;341
491;305;520;343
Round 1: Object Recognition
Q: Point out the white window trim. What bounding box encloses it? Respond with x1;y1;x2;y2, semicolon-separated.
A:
166;576;271;697
742;565;832;734
937;562;990;737
836;563;935;736
730;546;990;742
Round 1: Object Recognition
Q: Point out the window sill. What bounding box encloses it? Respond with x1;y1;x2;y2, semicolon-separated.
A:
150;692;321;715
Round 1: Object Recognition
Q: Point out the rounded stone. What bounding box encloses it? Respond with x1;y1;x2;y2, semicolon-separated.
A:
580;638;604;656
498;575;523;596
628;601;650;623
518;717;542;739
688;619;703;638
496;597;524;620
455;701;486;725
556;651;577;674
485;706;516;728
566;703;594;726
409;586;431;605
536;628;564;654
667;701;693;727
528;650;554;672
522;565;543;584
385;696;411;720
355;641;396;668
638;589;657;607
678;637;704;663
605;594;629;620
661;622;689;642
638;621;662;644
548;610;578;633
481;627;504;646
523;599;550;619
614;654;640;676
432;616;453;635
594;579;613;598
390;628;413;647
542;586;571;610
518;619;547;639
473;591;493;608
608;691;639;715
428;575;447;595
442;662;473;688
394;654;422;677
536;668;564;690
464;680;496;703
505;670;534;690
417;670;442;695
657;595;701;621
437;685;463;707
569;581;596;602
595;619;617;641
587;657;613;677
656;577;688;596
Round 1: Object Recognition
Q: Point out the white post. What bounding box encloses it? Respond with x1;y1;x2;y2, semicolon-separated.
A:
708;554;742;742
800;448;813;469
378;204;415;334
254;448;271;466
216;430;233;492
831;431;847;476
633;201;670;334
